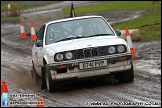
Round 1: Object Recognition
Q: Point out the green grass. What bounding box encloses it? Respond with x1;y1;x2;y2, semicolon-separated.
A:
62;1;160;15
110;2;161;41
1;1;161;41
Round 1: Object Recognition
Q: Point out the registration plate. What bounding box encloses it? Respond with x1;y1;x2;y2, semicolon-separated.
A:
79;60;107;69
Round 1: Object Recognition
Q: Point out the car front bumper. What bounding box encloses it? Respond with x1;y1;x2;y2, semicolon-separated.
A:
46;54;132;81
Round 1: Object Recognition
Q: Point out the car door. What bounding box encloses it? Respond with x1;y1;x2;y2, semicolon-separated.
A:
33;25;45;67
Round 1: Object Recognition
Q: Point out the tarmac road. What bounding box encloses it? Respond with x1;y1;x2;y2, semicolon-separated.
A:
1;1;161;107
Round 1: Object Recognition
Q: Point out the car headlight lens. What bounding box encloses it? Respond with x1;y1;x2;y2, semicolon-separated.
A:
65;52;73;59
55;53;63;61
108;46;116;54
117;45;125;53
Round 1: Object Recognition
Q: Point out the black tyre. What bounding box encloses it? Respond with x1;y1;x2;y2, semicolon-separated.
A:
45;64;61;92
117;61;134;83
31;62;40;84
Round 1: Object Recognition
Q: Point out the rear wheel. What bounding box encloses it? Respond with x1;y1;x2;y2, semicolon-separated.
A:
45;64;61;92
31;62;40;84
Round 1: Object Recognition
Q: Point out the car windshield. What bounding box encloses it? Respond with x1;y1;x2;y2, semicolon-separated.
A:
45;17;115;45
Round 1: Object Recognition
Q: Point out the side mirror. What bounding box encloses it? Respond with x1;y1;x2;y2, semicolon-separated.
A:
114;29;121;36
36;40;43;47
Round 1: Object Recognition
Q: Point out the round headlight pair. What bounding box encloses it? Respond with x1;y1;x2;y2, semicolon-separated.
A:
55;52;73;61
108;45;125;54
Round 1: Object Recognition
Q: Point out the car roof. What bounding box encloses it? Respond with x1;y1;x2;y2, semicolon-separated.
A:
45;15;104;25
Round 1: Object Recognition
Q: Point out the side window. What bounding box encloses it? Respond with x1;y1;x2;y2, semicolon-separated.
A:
37;25;45;40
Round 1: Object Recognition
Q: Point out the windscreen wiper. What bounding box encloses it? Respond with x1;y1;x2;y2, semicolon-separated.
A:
87;34;114;37
55;34;113;43
55;36;86;43
55;37;73;43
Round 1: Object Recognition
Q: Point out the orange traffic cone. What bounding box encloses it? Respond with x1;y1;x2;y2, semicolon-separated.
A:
30;22;36;41
37;98;44;107
1;80;8;95
20;21;27;38
8;2;11;12
126;28;137;58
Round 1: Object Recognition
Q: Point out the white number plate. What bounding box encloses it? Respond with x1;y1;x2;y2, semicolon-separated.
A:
79;60;107;69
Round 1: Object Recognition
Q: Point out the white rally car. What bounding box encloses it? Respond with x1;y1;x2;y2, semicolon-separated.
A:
31;15;134;92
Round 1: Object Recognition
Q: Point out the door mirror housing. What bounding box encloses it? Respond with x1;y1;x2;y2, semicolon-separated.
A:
114;29;121;36
36;40;43;47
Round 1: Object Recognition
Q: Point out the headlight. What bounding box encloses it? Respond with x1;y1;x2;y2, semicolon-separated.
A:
117;45;125;53
65;52;73;59
108;46;116;54
55;53;64;61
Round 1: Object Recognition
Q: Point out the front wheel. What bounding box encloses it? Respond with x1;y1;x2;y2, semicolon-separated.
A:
116;61;134;83
45;64;61;92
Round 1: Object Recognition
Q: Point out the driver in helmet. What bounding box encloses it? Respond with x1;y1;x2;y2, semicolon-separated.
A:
50;27;64;42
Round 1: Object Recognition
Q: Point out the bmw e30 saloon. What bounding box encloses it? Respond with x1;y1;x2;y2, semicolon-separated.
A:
31;15;134;92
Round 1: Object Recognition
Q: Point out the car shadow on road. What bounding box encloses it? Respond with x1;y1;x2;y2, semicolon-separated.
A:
54;75;127;92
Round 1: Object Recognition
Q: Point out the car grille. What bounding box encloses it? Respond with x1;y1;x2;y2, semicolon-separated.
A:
83;47;98;58
73;46;109;59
